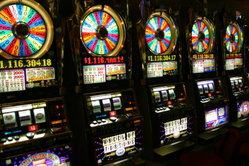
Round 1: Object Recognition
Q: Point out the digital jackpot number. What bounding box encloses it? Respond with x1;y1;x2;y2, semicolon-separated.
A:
0;59;52;69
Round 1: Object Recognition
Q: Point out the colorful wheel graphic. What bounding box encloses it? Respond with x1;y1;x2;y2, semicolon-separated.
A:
145;12;177;55
0;0;53;59
224;22;243;53
191;17;214;54
80;5;126;57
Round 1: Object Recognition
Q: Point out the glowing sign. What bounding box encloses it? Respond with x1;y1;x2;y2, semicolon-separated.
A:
19;152;60;166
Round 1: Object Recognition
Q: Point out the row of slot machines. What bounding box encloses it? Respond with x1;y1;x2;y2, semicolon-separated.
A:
0;0;249;166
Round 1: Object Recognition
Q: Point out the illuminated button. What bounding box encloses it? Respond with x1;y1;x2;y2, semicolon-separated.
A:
101;119;106;123
14;135;20;140
7;137;13;141
26;132;35;139
97;120;102;124
167;101;173;105
93;121;98;125
1;138;7;143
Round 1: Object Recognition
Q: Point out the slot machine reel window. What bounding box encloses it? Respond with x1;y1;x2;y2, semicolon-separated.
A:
0;0;57;93
197;80;223;103
80;5;127;84
205;106;228;130
87;92;138;127
1;103;46;142
230;76;245;96
151;84;187;113
191;17;216;74
237;101;249;119
0;101;67;144
145;11;178;78
224;22;244;70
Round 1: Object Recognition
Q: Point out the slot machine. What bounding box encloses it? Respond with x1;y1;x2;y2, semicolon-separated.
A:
186;4;229;140
66;0;144;165
219;10;249;128
135;0;195;158
0;0;72;165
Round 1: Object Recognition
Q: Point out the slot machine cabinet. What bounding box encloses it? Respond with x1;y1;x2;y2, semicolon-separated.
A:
0;0;72;163
65;0;144;165
218;11;249;128
135;6;195;158
186;13;229;140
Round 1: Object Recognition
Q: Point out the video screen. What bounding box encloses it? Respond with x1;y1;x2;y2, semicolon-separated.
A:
0;145;72;166
147;61;177;78
237;101;249;119
83;63;126;84
94;129;143;165
205;106;228;130
193;59;215;74
160;117;190;144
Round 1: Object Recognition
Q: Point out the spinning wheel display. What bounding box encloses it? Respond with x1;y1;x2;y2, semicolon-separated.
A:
80;5;126;57
145;12;178;55
191;17;214;54
0;0;54;59
224;22;243;53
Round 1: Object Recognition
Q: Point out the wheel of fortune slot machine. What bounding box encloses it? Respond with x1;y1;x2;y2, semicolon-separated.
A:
135;0;195;158
218;10;249;129
0;0;73;165
66;0;144;165
186;3;230;141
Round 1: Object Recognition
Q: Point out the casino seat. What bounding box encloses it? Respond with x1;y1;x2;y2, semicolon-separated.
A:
180;128;242;166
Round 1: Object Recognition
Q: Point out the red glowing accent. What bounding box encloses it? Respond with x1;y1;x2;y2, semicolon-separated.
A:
238;88;242;91
129;101;132;104
83;56;125;65
61;105;64;108
109;111;117;117
167;101;173;105
180;93;184;96
56;105;59;109
28;125;38;132
208;93;212;97
57;113;61;117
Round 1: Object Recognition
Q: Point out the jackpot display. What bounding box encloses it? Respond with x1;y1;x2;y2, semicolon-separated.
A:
224;22;244;70
85;91;143;164
0;0;58;99
0;144;72;166
145;11;178;78
80;5;127;84
190;17;216;74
